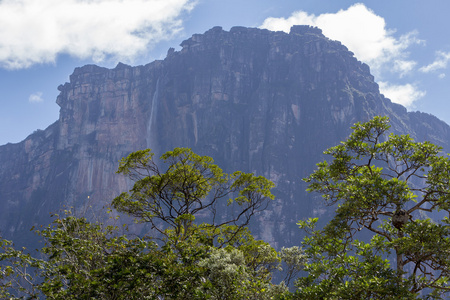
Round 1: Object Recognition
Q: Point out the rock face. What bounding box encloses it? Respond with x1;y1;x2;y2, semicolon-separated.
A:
1;26;450;247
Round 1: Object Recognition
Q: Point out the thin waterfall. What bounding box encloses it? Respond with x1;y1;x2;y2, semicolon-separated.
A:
147;78;160;149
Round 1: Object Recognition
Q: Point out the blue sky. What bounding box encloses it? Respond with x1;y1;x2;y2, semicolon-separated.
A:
1;0;450;145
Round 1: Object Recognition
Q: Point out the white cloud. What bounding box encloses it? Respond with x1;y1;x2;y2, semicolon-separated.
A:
419;51;450;73
260;4;423;77
378;82;425;107
439;73;446;79
29;92;44;103
393;60;417;78
0;0;196;69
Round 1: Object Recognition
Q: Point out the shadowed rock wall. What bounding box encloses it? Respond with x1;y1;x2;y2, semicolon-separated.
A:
1;26;449;247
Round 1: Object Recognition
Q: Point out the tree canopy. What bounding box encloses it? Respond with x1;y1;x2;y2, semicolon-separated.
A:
112;147;275;243
297;116;450;299
2;118;450;299
0;147;299;299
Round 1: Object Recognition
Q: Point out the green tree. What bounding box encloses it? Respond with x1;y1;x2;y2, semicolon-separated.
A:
0;147;293;299
297;116;450;299
113;147;287;298
0;211;171;299
112;147;274;240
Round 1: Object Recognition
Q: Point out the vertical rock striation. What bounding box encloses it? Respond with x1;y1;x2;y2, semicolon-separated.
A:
1;26;450;247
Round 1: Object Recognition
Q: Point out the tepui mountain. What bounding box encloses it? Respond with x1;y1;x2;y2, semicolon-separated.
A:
1;25;450;247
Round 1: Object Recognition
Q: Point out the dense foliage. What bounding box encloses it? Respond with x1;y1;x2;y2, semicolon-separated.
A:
2;118;450;299
298;116;450;299
0;148;298;299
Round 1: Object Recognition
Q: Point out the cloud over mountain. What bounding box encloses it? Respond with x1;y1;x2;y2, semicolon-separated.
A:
0;0;196;69
377;82;426;107
260;3;426;108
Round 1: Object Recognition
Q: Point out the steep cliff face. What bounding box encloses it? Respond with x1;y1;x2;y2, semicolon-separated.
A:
1;26;450;247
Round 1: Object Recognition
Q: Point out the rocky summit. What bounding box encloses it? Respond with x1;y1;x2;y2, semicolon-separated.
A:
1;26;450;247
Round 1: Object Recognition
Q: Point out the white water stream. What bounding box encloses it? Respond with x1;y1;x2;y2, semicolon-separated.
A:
146;78;160;149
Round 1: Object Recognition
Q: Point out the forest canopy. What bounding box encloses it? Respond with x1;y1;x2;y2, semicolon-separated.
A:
1;117;450;299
